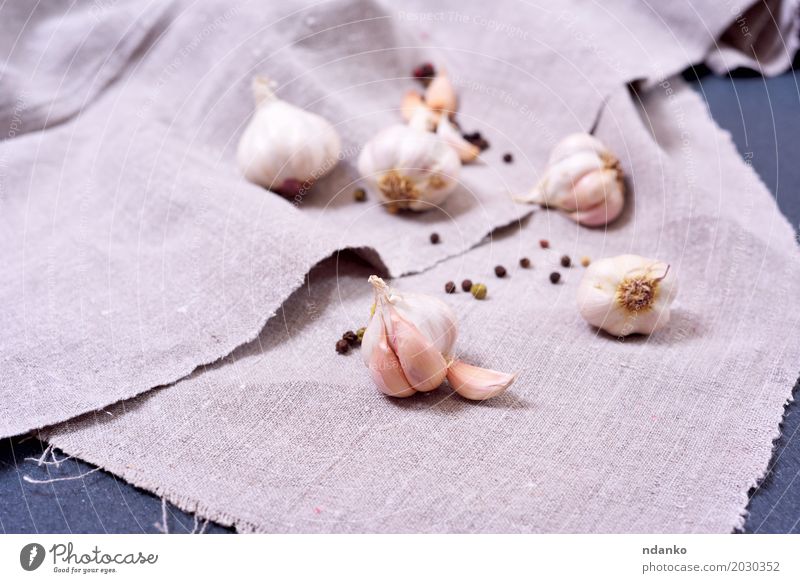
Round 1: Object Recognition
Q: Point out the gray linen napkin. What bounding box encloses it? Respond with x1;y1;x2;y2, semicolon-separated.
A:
1;1;796;446
47;80;800;532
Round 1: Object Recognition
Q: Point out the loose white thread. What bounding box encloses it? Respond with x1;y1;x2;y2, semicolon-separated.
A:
25;446;72;467
154;498;169;534
23;467;100;484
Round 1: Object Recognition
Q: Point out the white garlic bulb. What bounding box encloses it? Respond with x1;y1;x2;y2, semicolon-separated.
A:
357;120;461;212
517;133;625;227
362;276;515;400
237;76;341;197
577;254;678;336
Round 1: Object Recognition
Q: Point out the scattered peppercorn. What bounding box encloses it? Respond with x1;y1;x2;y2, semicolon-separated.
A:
445;281;456;294
356;327;366;344
462;131;490;151
549;272;561;284
520;257;531;268
470;282;487;300
430;232;441;244
580;256;591;267
342;330;358;346
353;188;367;202
412;62;436;84
494;265;507;278
335;339;350;354
539;239;550;249
502;152;513;163
560;255;571;268
461;279;473;292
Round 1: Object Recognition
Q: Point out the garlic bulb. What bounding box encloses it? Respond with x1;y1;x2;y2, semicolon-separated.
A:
517;133;625;227
577;254;677;336
357;121;461;212
237;76;341;197
362;276;515;400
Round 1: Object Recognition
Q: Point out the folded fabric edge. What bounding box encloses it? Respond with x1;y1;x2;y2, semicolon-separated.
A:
6;205;532;441
0;2;174;139
629;78;800;532
732;383;798;532
705;0;800;77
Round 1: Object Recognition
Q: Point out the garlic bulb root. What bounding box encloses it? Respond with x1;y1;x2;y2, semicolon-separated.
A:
517;133;625;227
577;254;678;337
237;76;341;198
362;276;514;400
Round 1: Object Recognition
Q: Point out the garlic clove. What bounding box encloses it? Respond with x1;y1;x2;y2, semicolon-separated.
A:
386;309;448;392
363;309;416;398
519;151;604;207
401;90;438;129
407;104;437;133
436;116;480;163
567;172;625;226
446;360;516;401
424;68;457;115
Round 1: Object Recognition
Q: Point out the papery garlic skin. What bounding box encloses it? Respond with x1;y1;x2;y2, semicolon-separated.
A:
518;133;625;227
362;276;515;400
237;77;341;197
577;254;678;337
357;124;461;212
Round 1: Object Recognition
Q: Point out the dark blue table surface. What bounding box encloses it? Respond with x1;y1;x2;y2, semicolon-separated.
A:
1;69;798;534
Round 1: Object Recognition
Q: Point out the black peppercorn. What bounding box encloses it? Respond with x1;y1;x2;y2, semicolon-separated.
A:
342;330;358;346
462;131;490;151
549;272;561;284
445;281;456;294
560;255;571;268
412;62;435;83
430;232;441;244
502;152;513;163
461;279;473;292
539;239;550;249
335;339;350;354
494;265;507;278
520;257;531;268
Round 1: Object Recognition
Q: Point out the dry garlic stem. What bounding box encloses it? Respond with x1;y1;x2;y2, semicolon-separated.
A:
517;133;625;227
577;254;678;336
361;276;515;400
436;116;480;162
236;77;341;197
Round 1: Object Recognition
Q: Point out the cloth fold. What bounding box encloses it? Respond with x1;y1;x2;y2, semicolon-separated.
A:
1;0;798;453
46;80;800;532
